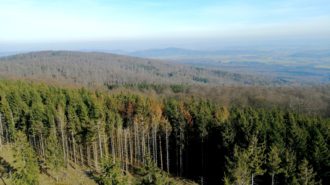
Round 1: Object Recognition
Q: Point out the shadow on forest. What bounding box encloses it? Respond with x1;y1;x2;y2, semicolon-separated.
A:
0;156;15;185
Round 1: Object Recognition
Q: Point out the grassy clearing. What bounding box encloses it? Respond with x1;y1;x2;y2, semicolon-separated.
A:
0;145;197;185
0;145;96;185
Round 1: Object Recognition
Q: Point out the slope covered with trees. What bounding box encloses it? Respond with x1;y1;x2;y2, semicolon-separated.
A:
0;80;329;184
0;51;286;86
1;51;330;118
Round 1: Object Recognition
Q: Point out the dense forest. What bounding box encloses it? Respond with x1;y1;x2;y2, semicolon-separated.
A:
108;83;330;118
0;51;289;86
0;80;329;184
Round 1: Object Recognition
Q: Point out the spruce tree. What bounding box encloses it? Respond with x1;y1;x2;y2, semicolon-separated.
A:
45;126;63;181
97;158;128;185
297;159;319;185
12;131;39;185
140;156;170;185
283;149;297;185
246;136;265;185
268;145;282;185
226;146;250;185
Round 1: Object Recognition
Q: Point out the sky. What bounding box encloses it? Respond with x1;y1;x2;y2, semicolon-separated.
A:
0;0;330;51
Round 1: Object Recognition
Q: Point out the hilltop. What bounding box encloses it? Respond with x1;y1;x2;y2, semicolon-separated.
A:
0;51;286;87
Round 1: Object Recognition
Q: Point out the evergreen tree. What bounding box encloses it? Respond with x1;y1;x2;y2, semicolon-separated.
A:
227;146;250;185
97;158;128;185
12;131;39;185
0;95;15;142
309;127;330;182
140;156;170;185
297;159;319;185
268;145;283;185
283;149;297;185
246;136;265;185
45;126;63;181
0;80;329;184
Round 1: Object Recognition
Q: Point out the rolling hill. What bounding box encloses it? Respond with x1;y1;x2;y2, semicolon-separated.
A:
0;51;286;87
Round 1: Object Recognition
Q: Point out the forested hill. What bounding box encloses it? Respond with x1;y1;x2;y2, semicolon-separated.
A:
0;80;329;185
0;51;283;86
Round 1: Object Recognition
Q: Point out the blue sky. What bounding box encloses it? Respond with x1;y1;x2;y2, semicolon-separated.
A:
0;0;330;50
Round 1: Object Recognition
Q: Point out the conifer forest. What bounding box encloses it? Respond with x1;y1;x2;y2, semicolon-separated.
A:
0;80;328;184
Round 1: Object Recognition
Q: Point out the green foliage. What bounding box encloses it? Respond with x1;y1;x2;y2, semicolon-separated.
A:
268;145;283;185
309;126;330;180
245;136;266;176
226;137;266;185
297;159;319;185
283;149;298;184
0;80;329;185
140;156;170;185
12;131;39;185
0;95;15;141
169;85;186;93
96;158;128;185
226;146;251;185
45;126;64;172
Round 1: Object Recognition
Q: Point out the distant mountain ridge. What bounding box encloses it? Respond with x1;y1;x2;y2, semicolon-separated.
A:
115;47;330;85
121;47;270;58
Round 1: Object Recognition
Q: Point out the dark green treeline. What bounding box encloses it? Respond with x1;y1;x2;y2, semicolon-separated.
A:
0;80;329;185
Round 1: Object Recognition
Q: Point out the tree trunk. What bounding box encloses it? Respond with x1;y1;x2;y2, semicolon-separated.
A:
0;113;3;150
71;131;77;164
9;112;14;143
87;144;91;167
137;124;141;163
251;173;254;185
142;127;145;164
65;135;69;166
271;173;274;185
80;144;84;166
58;112;67;167
33;135;37;152
147;129;150;159
201;137;204;185
153;126;158;165
179;129;183;176
124;130;128;171
121;129;124;169
134;123;138;165
103;130;108;158
117;128;122;167
129;130;133;165
93;142;99;170
111;127;116;164
165;127;169;173
159;135;163;170
40;133;45;158
97;121;103;159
